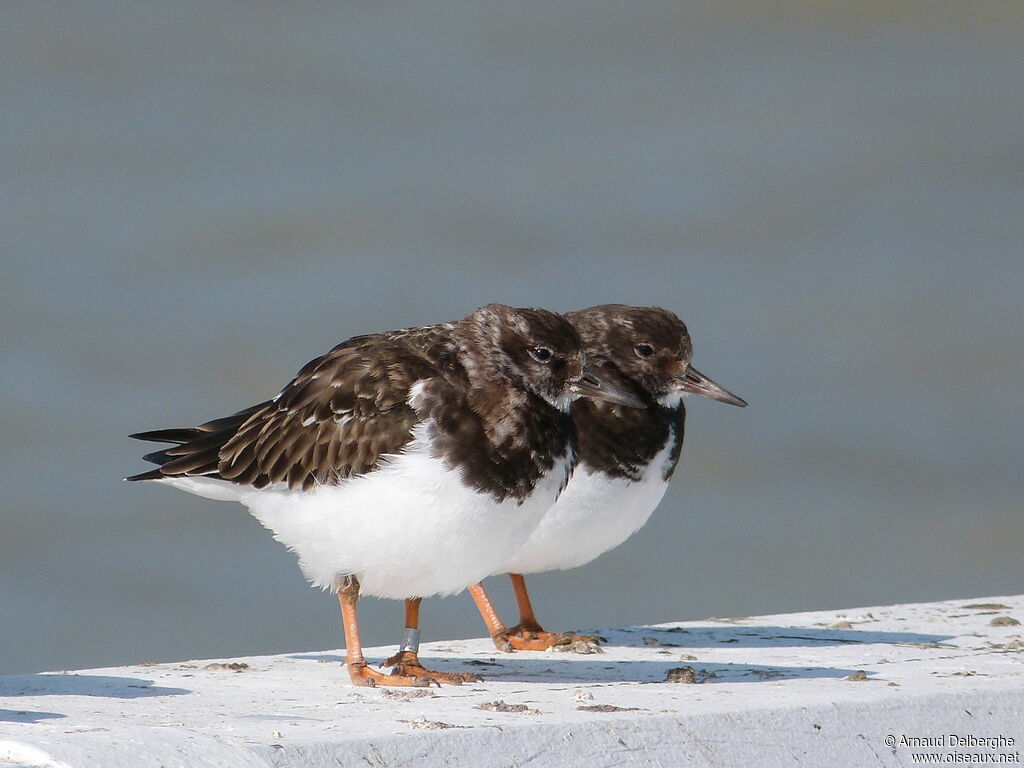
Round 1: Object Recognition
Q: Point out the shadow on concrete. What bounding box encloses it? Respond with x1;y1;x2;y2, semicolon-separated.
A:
289;652;868;685
0;673;190;699
286;621;949;685
0;707;66;723
453;657;865;685
604;624;954;648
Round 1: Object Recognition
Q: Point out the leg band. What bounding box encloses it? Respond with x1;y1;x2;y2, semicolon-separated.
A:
399;627;421;653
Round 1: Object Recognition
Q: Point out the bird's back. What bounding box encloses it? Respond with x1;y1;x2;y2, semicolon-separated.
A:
128;325;455;492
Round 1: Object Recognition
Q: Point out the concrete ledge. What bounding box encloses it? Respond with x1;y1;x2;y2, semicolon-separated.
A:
2;595;1023;767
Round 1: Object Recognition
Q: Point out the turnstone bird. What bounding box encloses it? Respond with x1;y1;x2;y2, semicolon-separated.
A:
467;304;746;651
127;304;642;686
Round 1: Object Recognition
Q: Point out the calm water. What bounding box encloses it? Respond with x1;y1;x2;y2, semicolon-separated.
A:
2;2;1022;674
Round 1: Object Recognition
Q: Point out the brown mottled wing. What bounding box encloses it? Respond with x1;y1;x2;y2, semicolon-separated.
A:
134;335;439;492
219;337;438;491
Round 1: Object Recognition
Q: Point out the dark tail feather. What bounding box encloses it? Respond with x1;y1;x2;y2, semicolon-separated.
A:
141;448;174;465
125;468;166;482
130;403;269;446
127;401;271;482
194;404;267;432
130;428;202;444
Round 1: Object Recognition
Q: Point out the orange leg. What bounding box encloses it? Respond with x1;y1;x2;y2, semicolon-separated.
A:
469;578;599;652
379;598;480;686
336;576;431;687
468;582;516;652
504;573;578;649
509;573;544;634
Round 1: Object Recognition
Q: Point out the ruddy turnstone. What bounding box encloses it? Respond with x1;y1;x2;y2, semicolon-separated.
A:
467;304;746;651
128;303;642;686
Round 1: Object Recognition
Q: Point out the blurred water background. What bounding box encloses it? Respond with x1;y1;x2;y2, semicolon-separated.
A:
2;2;1022;675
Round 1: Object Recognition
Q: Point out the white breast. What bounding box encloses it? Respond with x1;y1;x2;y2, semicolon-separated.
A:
156;422;571;599
501;436;676;575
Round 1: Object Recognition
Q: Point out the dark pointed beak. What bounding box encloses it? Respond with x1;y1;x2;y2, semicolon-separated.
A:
677;365;747;407
569;368;646;408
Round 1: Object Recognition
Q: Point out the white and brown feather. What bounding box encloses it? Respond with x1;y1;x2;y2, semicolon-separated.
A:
501;304;695;576
129;304;582;504
566;304;691;481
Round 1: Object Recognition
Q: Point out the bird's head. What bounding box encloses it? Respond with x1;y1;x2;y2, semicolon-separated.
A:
566;304;747;409
458;304;644;411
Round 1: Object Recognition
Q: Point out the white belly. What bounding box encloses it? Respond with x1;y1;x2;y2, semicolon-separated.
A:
502;437;675;575
156;425;571;599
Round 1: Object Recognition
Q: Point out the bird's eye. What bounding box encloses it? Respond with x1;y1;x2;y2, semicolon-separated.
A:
634;344;655;358
529;346;553;363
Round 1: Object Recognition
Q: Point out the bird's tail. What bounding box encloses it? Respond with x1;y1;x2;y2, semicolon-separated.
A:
126;402;269;482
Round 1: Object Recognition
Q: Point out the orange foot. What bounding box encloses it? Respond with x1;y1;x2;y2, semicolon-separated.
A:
379;650;481;686
496;622;604;651
347;661;437;687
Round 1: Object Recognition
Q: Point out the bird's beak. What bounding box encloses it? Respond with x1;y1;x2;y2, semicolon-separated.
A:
569;369;646;408
676;365;747;407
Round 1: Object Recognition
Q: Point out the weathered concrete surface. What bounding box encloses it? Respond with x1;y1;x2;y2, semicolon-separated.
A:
2;595;1022;767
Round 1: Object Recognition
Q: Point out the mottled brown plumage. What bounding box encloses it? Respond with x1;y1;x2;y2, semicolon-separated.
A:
129;304;591;502
128;303;652;688
468;304;747;653
564;305;694;480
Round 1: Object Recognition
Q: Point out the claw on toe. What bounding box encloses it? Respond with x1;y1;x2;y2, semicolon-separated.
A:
380;652;404;668
505;632;567;651
347;661;427;688
378;650;481;686
496;624;604;652
491;636;515;653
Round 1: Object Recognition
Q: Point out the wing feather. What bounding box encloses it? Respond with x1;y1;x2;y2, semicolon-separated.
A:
128;324;464;489
128;335;439;490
